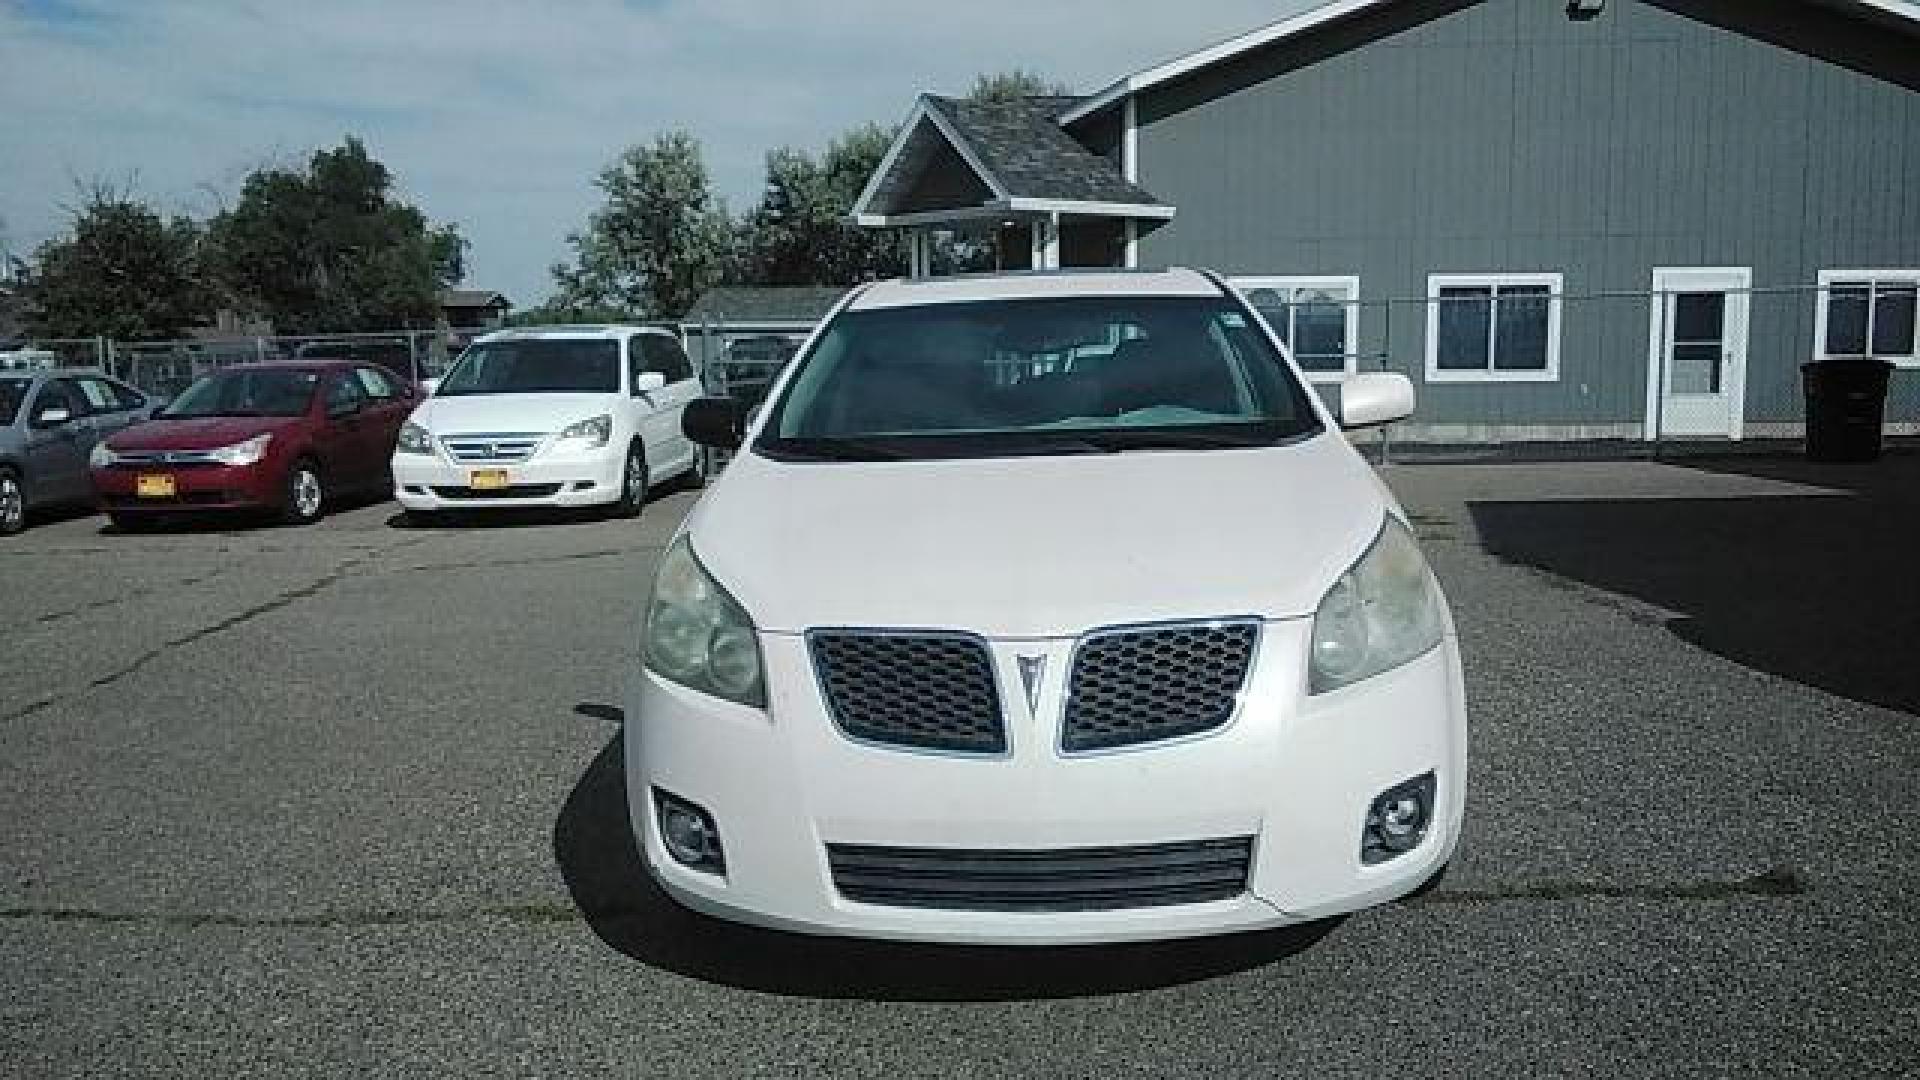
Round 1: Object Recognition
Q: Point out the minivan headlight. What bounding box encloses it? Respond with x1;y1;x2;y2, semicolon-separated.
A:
643;536;765;708
210;433;273;467
1309;516;1445;694
556;414;612;449
397;421;434;455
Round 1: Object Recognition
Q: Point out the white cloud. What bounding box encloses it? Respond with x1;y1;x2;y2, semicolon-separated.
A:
0;0;1283;308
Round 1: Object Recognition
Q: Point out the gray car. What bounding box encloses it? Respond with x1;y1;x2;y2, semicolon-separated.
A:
0;369;155;535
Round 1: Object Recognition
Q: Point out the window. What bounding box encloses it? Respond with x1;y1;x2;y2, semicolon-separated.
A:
325;374;367;418
437;339;620;396
634;334;693;386
1426;274;1563;382
1231;276;1360;381
354;366;398;400
759;295;1321;461
1816;270;1919;368
30;380;79;424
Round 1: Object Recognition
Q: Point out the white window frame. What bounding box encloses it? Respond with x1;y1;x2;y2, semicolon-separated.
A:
1425;272;1564;384
1814;269;1920;370
1229;275;1361;383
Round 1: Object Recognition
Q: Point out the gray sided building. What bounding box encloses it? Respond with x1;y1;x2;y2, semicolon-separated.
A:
854;0;1920;443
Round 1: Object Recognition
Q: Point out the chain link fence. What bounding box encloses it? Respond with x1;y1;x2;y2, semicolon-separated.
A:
96;330;459;399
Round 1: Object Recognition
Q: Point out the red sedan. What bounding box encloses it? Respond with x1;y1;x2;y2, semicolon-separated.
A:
91;361;413;529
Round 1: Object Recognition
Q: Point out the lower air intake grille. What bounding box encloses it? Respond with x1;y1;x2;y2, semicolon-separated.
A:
809;632;1004;754
827;837;1255;911
1063;620;1259;753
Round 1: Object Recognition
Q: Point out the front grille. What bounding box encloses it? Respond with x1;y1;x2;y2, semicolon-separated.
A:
827;837;1255;911
1063;621;1259;753
430;483;563;500
110;451;220;467
809;631;1004;754
441;433;544;463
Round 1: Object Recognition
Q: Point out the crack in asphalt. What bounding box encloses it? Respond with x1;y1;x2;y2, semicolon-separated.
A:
2;566;234;635
1;534;440;724
1409;866;1806;906
0;903;583;929
389;545;663;576
0;869;1809;930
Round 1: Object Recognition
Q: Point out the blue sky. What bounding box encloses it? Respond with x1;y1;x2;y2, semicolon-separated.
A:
0;0;1285;309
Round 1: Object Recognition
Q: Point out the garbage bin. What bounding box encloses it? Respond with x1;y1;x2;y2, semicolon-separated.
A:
1803;359;1893;462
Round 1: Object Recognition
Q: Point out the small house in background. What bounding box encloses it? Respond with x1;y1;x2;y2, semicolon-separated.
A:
439;289;513;333
681;286;845;410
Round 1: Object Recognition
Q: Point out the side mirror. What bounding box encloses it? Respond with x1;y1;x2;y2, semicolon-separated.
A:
418;378;440;397
1339;372;1416;430
33;406;72;428
328;399;364;420
682;396;745;450
635;370;667;395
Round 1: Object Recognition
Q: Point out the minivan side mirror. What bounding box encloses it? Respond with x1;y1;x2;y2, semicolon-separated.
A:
1339;372;1416;430
634;370;667;395
683;396;746;450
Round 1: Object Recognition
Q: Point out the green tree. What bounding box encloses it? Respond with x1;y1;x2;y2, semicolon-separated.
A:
552;131;733;320
968;69;1073;101
743;124;905;287
28;189;210;340
208;137;465;333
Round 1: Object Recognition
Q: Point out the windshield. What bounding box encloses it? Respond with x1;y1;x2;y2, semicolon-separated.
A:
436;339;619;396
161;368;320;418
0;379;26;426
757;295;1321;461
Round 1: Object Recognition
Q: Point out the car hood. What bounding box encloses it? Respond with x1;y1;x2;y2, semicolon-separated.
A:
688;432;1392;638
108;415;305;452
410;393;617;434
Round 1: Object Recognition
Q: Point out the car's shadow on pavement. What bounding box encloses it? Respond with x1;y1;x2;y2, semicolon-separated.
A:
552;725;1342;1002
1468;451;1920;718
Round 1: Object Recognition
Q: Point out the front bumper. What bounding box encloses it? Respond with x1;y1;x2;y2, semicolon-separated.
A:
91;463;281;512
392;447;623;510
626;620;1466;945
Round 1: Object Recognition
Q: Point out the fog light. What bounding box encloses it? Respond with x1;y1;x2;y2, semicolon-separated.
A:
1363;772;1436;865
654;789;725;874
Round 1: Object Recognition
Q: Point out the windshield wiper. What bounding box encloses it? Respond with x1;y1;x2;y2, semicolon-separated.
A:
762;437;912;462
1051;429;1285;453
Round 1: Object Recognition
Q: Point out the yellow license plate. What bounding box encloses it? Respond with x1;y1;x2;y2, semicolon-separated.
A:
468;469;511;491
135;474;177;499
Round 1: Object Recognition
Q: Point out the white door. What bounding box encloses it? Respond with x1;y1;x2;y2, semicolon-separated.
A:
1646;267;1751;439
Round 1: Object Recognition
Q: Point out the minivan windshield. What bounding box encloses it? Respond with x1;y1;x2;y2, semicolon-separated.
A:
0;378;27;426
437;339;620;396
161;368;320;418
757;295;1321;461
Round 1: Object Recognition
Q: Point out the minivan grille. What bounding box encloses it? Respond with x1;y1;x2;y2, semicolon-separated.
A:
827;837;1255;911
441;433;544;463
1063;621;1259;753
809;632;1004;754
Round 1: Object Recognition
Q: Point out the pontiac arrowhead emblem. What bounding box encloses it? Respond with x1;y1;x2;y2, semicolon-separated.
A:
1017;654;1047;715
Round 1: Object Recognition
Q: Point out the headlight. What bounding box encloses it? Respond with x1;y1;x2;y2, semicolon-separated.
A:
643;536;765;707
210;433;273;467
556;414;612;449
89;442;118;469
397;421;434;455
1309;516;1445;694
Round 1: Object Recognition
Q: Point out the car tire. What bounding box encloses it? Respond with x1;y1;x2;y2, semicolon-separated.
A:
282;459;325;526
682;447;710;491
613;444;647;519
0;470;25;536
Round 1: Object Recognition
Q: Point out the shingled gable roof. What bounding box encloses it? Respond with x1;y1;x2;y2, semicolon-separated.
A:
1060;0;1920;124
682;286;846;324
851;94;1175;227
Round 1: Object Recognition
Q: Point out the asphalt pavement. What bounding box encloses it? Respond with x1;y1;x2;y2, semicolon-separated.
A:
2;460;1916;1078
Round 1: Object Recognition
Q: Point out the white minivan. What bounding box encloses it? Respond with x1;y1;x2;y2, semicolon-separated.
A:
629;269;1465;944
392;325;701;519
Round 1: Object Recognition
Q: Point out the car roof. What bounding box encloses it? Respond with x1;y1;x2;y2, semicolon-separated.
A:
473;325;675;343
847;267;1224;312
